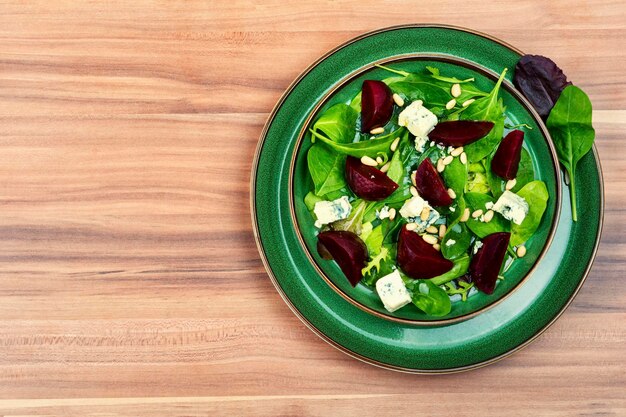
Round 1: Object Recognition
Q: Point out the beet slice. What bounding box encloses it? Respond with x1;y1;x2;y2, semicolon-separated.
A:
428;120;494;146
468;232;511;294
414;159;453;206
345;156;398;201
361;80;393;132
397;226;454;279
317;231;368;286
491;130;524;180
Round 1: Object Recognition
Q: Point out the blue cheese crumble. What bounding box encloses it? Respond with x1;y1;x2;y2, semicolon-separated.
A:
375;270;412;312
399;195;440;232
398;100;438;152
313;196;351;228
492;191;529;225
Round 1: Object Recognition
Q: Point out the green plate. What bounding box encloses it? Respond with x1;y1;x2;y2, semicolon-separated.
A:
252;25;603;372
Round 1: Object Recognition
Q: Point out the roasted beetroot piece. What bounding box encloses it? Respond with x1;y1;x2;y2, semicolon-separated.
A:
468;232;511;295
492;130;525;180
397;226;454;279
428;120;494;146
361;80;393;132
345;156;398;201
514;55;571;120
414;159;453;206
317;231;368;286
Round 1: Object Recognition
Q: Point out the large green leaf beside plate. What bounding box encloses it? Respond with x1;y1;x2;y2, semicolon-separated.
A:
252;25;603;372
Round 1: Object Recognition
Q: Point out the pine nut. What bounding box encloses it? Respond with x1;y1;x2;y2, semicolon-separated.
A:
433;243;441;251
472;209;484;218
460;152;468;164
517;245;527;258
437;159;445;173
392;93;405;107
483;210;495;222
423;234;438;245
445;99;456;110
376;156;383;165
439;224;447;238
410;186;419;197
462;99;475;107
451;147;464;157
406;223;418;231
451;83;462;98
361;155;378;166
388;208;396;221
390;137;400;152
380;162;391;173
505;178;517;191
447;188;456;199
460;208;470;222
420;207;430;221
426;226;438;234
443;155;454;165
370;127;385;135
410;171;417;186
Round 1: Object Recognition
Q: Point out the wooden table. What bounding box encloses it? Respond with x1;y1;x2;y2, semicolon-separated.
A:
0;1;624;415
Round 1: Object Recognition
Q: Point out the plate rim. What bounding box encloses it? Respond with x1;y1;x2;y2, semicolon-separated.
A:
250;23;605;373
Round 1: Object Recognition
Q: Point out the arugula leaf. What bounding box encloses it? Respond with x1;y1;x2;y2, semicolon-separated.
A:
361;246;389;277
444;280;474;302
405;279;451;316
307;143;346;196
510;180;549;247
462;69;508;162
312;103;358;144
364;224;384;254
425;66;474;83
310;127;403;158
546;85;595;221
464;192;510;237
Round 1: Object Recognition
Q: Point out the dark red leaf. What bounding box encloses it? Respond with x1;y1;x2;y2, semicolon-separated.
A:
514;55;572;120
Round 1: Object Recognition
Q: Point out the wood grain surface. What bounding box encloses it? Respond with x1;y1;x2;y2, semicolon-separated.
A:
0;1;624;416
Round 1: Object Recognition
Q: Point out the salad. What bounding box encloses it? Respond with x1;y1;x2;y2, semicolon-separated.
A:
304;57;594;317
305;64;544;316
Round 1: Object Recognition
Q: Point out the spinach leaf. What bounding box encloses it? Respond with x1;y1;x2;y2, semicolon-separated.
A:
310;127;403;158
462;69;507;162
332;200;368;235
466;166;490;195
442;157;468;198
510;180;549;247
464;192;510;237
312;103;358;144
430;255;471;286
386;144;404;183
487;147;534;198
405;279;451;316
546;85;595;221
307;143;347;196
441;222;472;260
387;74;451;107
350;93;362;112
364;224;384;254
425;66;474;84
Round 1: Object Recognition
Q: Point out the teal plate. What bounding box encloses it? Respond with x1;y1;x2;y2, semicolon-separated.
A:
251;25;604;372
